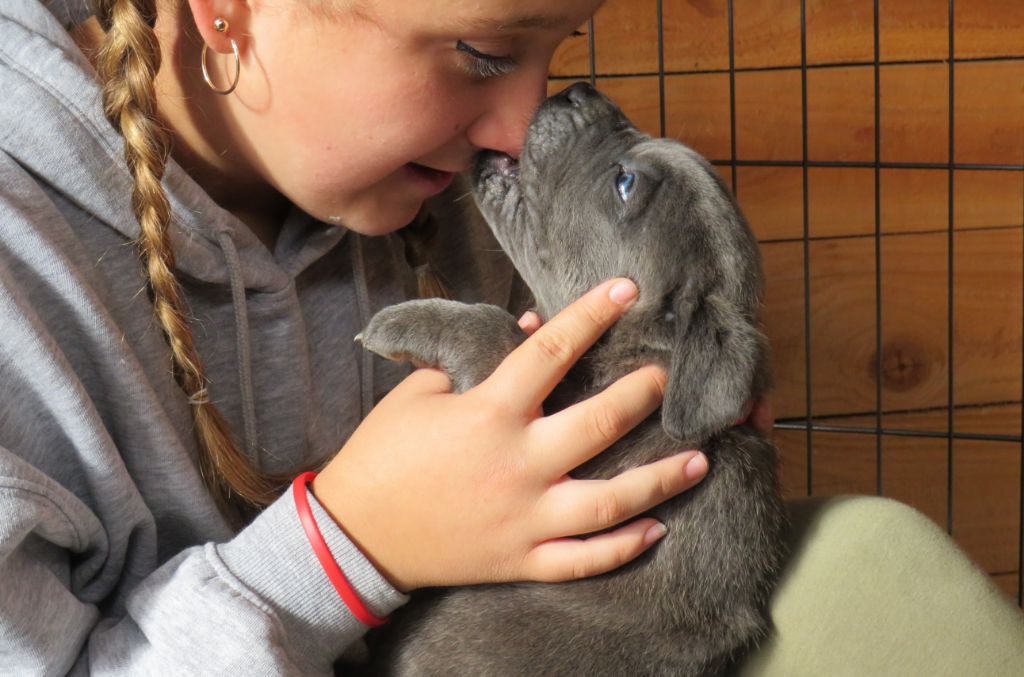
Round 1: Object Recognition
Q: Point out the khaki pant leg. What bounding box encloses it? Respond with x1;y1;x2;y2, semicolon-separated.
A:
732;496;1024;677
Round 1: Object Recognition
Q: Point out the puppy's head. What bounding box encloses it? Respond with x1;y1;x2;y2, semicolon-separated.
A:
472;83;767;443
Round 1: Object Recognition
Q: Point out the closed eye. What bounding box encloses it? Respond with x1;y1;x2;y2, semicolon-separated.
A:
456;41;517;79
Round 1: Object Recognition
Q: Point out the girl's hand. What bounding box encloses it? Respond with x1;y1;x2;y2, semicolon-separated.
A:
313;278;708;592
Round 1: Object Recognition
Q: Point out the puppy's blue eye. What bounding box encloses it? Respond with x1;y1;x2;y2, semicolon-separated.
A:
616;171;636;202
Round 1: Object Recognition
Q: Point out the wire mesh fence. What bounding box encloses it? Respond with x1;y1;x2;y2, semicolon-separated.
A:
549;0;1024;607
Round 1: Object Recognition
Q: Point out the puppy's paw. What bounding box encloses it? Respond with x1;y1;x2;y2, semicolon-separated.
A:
359;300;451;364
360;300;527;392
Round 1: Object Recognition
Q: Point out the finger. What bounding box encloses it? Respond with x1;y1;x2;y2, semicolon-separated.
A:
521;517;667;583
486;278;638;415
517;310;542;335
390;366;453;398
528;364;667;477
534;450;707;539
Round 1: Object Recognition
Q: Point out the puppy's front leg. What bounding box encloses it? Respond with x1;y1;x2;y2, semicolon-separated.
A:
358;299;527;393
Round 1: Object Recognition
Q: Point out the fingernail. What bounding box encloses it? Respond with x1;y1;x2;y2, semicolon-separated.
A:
609;279;637;305
684;452;708;481
643;522;667;546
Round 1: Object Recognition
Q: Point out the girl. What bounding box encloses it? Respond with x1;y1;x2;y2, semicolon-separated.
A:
6;1;1020;675
0;0;723;672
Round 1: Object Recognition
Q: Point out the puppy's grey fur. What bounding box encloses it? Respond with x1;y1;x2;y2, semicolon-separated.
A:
355;83;787;677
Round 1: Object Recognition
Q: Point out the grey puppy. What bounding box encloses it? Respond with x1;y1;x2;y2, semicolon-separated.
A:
355;83;787;677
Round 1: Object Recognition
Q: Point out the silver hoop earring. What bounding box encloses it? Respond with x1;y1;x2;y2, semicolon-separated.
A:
201;18;240;95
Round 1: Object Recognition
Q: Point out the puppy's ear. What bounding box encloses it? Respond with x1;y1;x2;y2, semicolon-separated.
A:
662;292;765;443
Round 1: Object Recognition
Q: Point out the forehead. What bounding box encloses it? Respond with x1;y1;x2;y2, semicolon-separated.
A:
631;141;711;179
367;0;602;34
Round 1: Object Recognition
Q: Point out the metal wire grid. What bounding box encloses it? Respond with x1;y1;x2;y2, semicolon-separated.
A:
557;0;1024;607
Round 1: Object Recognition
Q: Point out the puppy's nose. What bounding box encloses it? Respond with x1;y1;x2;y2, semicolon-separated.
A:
559;82;595;107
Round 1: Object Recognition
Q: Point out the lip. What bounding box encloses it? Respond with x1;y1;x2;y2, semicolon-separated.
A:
403;163;456;196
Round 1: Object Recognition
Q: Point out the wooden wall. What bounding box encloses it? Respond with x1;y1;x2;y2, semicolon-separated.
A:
549;0;1024;602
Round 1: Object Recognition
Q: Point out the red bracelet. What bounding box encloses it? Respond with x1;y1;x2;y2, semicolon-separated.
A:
292;472;388;627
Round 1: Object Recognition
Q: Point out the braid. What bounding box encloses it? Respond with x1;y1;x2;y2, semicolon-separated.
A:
93;0;287;525
399;207;452;300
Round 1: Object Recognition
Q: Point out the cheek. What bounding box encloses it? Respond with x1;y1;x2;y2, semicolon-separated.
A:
253;57;471;197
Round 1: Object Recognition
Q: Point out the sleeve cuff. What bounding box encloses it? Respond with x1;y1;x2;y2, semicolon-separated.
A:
215;486;409;666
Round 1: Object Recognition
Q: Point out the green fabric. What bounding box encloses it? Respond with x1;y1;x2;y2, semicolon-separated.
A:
732;496;1024;676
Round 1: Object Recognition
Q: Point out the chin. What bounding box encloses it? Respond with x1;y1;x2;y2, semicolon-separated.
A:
311;196;421;236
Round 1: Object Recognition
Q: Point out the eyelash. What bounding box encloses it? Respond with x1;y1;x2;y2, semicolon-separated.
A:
456;40;517;79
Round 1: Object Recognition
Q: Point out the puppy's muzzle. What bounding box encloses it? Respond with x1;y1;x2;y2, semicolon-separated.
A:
473;83;626;202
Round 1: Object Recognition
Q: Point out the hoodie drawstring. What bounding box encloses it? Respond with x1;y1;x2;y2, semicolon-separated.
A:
213;227;375;466
350;232;375;420
216;230;260;465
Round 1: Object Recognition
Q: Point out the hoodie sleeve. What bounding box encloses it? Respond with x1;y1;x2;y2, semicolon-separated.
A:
0;442;407;676
0;177;407;673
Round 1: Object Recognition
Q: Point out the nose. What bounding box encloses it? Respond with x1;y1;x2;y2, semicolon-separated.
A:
464;69;549;159
558;81;596;107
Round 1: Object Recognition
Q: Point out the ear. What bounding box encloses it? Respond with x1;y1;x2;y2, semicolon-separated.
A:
662;293;766;443
187;0;250;55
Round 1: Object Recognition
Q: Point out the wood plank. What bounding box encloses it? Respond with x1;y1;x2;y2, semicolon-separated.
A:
954;0;1024;60
734;69;804;161
991;573;1021;604
774;428;810;499
733;0;802;69
593;76;662;138
809;431;878;496
879;0;949;62
808;167;874;238
807;66;875;162
805;0;873;66
953;440;1022;575
593;0;659;75
955;170;1024;231
549;24;591;78
662;0;730;72
714;164;734;194
759;229;1022;423
952;228;1023;412
736;166;804;241
880;63;949;164
879;232;950;418
880;435;949;529
772;428;1021;582
760;241;808;421
816;402;1022;437
954;61;1024;166
880;169;949;234
664;73;732;160
808;237;880;417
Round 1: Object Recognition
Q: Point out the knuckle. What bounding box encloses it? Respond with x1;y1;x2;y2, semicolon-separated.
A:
644;368;667;399
569;558;594;581
588;404;626;445
578;297;610;329
593;491;625;528
614;540;637;568
532;328;577;365
655;464;680;498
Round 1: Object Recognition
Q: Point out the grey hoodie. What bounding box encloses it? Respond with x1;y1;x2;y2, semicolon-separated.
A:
0;1;526;674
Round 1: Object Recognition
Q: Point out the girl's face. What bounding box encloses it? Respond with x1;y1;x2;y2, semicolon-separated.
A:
217;0;602;235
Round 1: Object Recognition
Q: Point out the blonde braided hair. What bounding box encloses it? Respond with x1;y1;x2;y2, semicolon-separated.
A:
92;0;289;525
90;0;451;526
